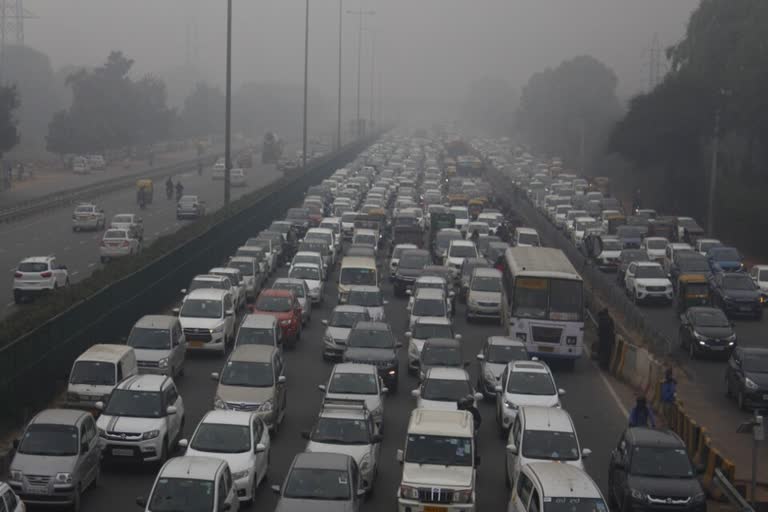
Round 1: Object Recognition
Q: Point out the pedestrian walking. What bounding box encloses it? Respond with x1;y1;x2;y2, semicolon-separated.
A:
660;368;677;425
597;308;615;370
628;395;656;428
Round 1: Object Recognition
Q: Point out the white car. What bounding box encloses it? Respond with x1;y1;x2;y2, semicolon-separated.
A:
445;239;479;271
0;482;23;512
177;288;236;353
96;374;185;464
411;367;482;411
212;159;226;179
110;213;143;240
642;236;669;262
209;267;247;310
87;154;106;170
180;410;270;505
624;261;673;304
572;216;597;248
72;157;90;174
749;264;768;300
346;285;387;321
290;251;325;278
303;397;382;493
405;317;459;375
99;228;142;262
408;288;449;329
696;238;722;257
230;168;247;187
450;206;470;232
495;360;564;434
228;256;263;299
407;276;454;315
12;255;69;304
72;202;106;231
318;363;386;431
288;262;324;303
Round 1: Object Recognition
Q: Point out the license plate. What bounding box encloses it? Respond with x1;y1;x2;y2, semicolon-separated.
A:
112;448;133;457
709;346;724;351
538;345;554;353
190;341;205;348
28;486;50;495
740;306;752;312
424;507;446;512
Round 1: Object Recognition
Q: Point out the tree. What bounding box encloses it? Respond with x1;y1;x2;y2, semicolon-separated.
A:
517;56;622;172
0;85;20;158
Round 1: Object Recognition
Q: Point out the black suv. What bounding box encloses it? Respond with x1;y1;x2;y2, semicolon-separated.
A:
342;321;401;392
725;347;768;410
393;249;430;297
608;428;705;512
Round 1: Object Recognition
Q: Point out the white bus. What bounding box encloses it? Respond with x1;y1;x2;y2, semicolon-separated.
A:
502;247;584;367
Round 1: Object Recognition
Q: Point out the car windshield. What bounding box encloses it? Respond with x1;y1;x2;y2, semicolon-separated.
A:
255;295;292;312
544;497;609;512
18;424;79;456
269;222;291;233
522;430;580;460
330;310;368;328
400;252;430;269
405;434;473;466
228;262;253;276
220;361;274;387
180;299;222;319
711;248;740;260
284;468;350;500
104;389;163;417
290;266;320;280
692;310;729;328
518;233;540;246
635;266;666;279
312;417;371;444
422;345;462;366
341;213;358;223
189;279;226;292
178;198;197;207
274;282;305;298
506;371;556;395
472;276;501;292
112;215;133;223
488;345;528;364
742;354;768;372
348;289;384;306
128;327;170;350
237;327;274;346
190;423;251;453
348;328;395;348
69;360;115;385
602;240;622;251
328;372;378;394
148;478;214;512
18;262;49;272
75;206;94;213
422;378;471;401
413;298;446;317
286;209;308;220
678;218;698;229
354;234;376;246
293;255;320;267
340;267;376;285
621;251;648;263
678;257;710;272
450;245;478;258
647;239;667;250
412;323;453;339
452;209;469;219
630;446;694;478
104;229;127;239
723;275;756;291
437;233;462;249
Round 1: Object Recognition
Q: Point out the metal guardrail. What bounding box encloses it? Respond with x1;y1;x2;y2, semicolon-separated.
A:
714;468;755;512
0;149;243;224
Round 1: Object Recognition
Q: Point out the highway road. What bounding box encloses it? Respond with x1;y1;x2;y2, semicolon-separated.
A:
71;238;629;511
0;156;287;319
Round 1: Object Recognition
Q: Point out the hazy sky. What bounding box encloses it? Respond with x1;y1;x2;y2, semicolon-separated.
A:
26;0;700;109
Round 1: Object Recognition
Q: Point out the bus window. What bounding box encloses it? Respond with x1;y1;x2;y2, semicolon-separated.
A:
549;280;583;321
513;277;548;319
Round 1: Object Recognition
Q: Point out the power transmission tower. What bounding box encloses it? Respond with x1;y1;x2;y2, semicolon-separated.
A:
0;0;36;49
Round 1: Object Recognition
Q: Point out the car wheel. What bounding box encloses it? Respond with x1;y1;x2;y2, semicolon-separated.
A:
93;462;101;487
688;341;696;360
725;376;732;397
737;391;746;411
71;485;82;512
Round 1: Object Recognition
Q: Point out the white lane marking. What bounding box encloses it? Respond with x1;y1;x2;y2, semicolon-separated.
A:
583;310;629;417
6;301;14;307
88;263;96;267
79;240;87;245
63;246;71;251
154;232;161;236
7;267;14;271
71;271;80;276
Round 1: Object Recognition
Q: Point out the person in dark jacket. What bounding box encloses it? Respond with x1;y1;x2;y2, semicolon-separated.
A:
628;396;656;428
597;308;615;370
660;368;677;424
457;395;482;439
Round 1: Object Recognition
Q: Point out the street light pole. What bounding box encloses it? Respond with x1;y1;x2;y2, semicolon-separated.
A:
302;0;309;171
336;0;342;151
707;89;731;236
369;30;375;130
346;9;375;138
224;0;232;205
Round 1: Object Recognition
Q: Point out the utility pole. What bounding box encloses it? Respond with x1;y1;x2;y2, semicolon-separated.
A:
302;0;309;171
707;89;731;235
346;8;375;138
224;0;232;205
369;30;375;130
377;71;382;130
0;0;36;76
336;0;343;150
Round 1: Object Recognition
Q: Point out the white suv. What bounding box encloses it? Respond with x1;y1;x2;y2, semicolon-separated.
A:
624;261;673;304
397;408;478;511
96;374;185;464
495;360;564;435
72;202;105;231
13;256;69;304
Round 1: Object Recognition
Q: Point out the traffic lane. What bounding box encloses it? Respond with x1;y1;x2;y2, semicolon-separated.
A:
0;163;282;312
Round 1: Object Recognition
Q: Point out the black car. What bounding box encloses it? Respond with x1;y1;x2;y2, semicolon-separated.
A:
418;337;466;381
678;307;736;359
709;272;763;319
393;249;430;297
608;428;705;512
670;253;711;289
617;249;649;285
342;321;401;392
725;347;768;410
285;207;311;237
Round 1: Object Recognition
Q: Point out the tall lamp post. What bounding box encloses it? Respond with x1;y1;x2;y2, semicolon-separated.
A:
346;8;375;138
336;0;343;150
302;0;309;170
224;0;233;205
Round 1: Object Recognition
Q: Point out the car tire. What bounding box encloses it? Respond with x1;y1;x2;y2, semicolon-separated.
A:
737;391;746;411
71;484;82;512
688;341;697;360
725;376;732;397
93;462;101;488
13;290;22;304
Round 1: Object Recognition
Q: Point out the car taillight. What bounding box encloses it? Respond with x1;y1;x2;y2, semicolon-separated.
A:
14;272;22;278
121;241;130;247
40;271;52;278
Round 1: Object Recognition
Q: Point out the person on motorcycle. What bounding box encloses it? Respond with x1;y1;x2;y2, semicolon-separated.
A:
175;181;184;201
165;177;173;199
137;187;146;209
457;395;481;434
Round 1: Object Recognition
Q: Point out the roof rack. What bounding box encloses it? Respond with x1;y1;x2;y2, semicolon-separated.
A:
321;397;368;412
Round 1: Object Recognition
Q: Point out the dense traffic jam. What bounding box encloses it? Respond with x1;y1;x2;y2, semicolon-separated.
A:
5;134;716;512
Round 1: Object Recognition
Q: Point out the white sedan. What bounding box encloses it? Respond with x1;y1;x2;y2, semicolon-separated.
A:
99;228;141;262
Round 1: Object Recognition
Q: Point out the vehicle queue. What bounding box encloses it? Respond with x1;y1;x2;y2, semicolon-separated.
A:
4;133;711;512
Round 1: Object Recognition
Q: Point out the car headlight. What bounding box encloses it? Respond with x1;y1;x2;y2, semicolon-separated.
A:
359;453;371;473
142;430;160;440
468;298;479;306
454;488;473;503
210;324;224;334
231;469;250;480
214;396;225;409
258;399;273;412
400;484;419;500
9;469;22;482
280;319;292;326
693;331;707;341
630;489;648;502
566;336;577;345
745;377;759;390
692;493;706;503
157;357;169;368
98;428;107;438
504;400;518;410
324;334;334;345
54;472;73;484
515;332;527;342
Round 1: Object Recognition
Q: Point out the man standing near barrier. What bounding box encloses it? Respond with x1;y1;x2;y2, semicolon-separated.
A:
598;308;615;370
660;368;677;425
629;395;656;428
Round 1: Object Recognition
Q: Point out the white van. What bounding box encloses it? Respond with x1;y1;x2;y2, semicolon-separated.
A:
507;463;607;512
514;227;540;247
66;344;138;409
127;315;186;377
338;256;378;303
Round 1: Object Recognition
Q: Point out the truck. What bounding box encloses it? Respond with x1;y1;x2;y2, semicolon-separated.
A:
262;132;284;164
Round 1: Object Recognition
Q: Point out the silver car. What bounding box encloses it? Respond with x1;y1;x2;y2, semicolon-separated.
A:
346;285;388;321
466;267;505;322
476;336;530;399
8;409;102;510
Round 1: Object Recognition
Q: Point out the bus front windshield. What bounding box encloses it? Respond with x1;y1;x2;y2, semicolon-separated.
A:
513;277;583;322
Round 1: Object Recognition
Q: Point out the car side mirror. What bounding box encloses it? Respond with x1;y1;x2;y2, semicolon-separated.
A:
254;443;266;453
506;443;519;454
211;372;220;381
318;384;327;392
321;319;329;326
95;401;105;410
383;300;389;305
582;448;592;458
178;439;188;448
301;430;311;440
558;388;566;396
476;353;485;361
278;375;287;384
404;331;412;338
166;406;177;415
474;392;483;401
271;484;282;495
455;334;463;340
411;389;421;398
406;289;412;296
225;309;234;317
494;385;503;393
381;386;389;394
449;291;455;297
136;496;147;508
180;289;187;295
396;449;404;463
172;307;180;314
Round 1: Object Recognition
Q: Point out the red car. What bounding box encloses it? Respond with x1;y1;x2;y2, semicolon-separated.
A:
250;289;302;346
